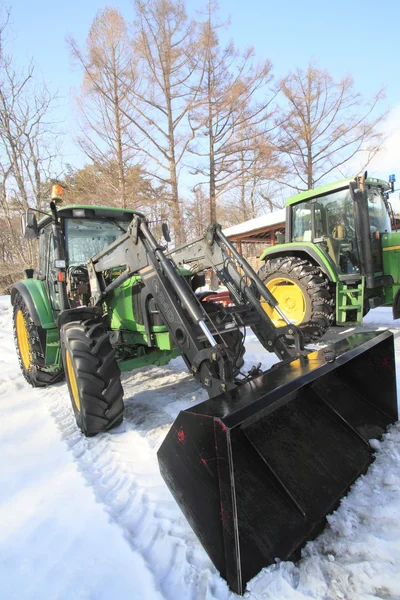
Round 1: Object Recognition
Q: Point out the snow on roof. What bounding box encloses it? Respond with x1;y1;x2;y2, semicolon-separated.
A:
223;208;286;238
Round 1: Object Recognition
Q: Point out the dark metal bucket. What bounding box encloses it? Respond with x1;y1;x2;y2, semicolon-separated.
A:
157;330;398;594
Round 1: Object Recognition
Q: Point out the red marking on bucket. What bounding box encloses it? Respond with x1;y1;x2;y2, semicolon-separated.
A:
381;353;392;368
177;427;185;444
220;502;229;528
368;353;393;371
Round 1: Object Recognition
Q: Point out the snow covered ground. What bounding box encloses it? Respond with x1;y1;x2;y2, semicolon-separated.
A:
1;295;400;600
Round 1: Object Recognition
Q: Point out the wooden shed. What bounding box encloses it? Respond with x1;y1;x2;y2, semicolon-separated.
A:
223;208;286;271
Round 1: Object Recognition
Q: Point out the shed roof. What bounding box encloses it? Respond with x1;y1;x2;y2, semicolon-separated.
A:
223;208;286;239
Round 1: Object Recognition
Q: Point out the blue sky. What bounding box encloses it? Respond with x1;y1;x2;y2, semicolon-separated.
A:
8;0;400;180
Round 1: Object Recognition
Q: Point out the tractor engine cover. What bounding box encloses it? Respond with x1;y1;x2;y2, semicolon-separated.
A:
157;330;398;594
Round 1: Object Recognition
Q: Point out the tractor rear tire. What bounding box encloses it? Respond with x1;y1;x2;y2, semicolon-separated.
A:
61;319;124;437
258;256;334;342
13;291;64;387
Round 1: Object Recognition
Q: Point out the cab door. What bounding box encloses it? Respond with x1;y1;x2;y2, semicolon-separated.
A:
38;224;51;281
367;191;388;275
46;231;62;312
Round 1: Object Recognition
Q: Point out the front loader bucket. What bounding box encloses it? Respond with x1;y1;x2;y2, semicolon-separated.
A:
157;331;398;594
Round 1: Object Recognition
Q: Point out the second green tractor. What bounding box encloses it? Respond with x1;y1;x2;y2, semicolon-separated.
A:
259;172;400;339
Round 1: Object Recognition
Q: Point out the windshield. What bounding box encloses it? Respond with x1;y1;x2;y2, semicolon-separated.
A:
65;218;128;265
367;187;391;233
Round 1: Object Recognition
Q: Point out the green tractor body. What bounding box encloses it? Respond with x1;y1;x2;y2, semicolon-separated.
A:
12;204;180;381
259;174;400;338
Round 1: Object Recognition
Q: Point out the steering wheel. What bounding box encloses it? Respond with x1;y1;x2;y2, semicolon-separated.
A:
70;265;88;278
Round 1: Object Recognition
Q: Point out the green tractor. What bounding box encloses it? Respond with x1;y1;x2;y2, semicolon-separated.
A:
11;185;399;595
259;173;399;339
12;194;195;433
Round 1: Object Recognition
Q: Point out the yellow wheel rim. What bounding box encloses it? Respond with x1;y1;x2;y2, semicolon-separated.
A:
16;310;32;370
262;277;306;327
65;350;81;412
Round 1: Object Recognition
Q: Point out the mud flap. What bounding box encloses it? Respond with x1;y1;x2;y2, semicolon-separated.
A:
157;331;398;595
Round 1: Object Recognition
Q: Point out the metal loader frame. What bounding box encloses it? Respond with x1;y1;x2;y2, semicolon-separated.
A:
87;215;306;398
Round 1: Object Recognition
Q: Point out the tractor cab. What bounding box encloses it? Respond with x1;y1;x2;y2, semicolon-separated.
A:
49;207;135;309
23;189;142;313
259;174;396;337
287;175;393;283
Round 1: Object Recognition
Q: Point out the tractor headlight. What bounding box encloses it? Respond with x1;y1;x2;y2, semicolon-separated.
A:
72;209;86;218
54;259;66;269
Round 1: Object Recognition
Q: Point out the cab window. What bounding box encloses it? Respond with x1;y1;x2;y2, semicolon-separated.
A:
38;225;52;279
367;188;391;233
292;201;312;242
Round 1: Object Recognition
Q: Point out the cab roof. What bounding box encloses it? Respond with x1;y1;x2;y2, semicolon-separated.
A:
38;204;143;229
286;177;391;207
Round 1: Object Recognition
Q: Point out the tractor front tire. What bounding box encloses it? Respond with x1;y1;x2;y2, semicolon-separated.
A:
13;291;64;387
258;256;334;342
61;319;124;437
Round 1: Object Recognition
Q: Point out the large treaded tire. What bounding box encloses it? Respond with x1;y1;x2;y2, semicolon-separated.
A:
61;319;124;437
258;256;334;342
13;291;64;387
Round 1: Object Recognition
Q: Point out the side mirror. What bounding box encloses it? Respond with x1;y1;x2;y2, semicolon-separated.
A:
21;212;38;239
162;222;171;243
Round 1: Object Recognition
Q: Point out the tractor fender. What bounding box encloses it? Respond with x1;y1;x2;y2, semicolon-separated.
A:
11;280;56;329
259;243;339;283
393;287;400;320
57;306;103;329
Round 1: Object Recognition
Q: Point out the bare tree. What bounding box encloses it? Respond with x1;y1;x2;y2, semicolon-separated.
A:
62;161;161;214
276;63;386;191
70;1;202;242
125;0;204;244
224;129;286;223
68;7;137;208
184;185;208;238
0;30;61;270
189;3;276;224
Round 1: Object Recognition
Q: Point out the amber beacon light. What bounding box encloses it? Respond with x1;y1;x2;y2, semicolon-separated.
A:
51;184;64;203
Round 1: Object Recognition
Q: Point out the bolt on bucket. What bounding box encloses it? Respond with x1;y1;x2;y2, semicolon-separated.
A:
157;330;398;595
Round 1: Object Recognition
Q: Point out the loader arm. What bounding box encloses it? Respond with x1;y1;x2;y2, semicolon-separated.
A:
168;224;306;358
86;215;305;398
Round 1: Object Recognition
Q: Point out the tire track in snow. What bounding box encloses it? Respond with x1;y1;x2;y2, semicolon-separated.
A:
44;366;235;600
